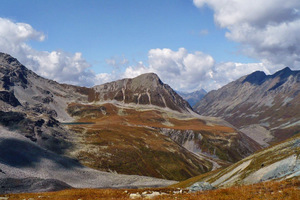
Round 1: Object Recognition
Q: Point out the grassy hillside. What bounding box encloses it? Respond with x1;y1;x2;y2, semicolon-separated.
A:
170;133;300;188
63;103;255;181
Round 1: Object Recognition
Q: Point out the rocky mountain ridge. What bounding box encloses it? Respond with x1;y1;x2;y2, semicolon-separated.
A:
194;67;300;146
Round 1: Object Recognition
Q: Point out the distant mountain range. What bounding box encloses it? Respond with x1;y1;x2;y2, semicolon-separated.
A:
194;67;300;147
177;89;207;107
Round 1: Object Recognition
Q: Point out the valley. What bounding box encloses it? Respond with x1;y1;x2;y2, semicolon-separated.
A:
0;53;299;198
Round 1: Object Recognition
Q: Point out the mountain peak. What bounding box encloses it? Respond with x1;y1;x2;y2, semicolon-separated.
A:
0;52;23;68
0;53;30;90
0;53;30;81
242;67;300;86
136;72;159;79
272;67;293;78
242;70;267;85
132;73;163;89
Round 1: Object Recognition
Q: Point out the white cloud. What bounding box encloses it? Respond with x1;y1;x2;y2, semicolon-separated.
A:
122;48;269;92
210;62;270;89
123;48;215;91
193;0;300;69
26;51;95;86
0;17;282;92
123;61;151;78
0;18;45;43
0;17;106;87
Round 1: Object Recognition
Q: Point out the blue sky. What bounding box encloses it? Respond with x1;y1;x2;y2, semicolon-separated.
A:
0;0;299;91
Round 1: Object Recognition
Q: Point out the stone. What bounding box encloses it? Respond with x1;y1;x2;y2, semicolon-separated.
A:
188;181;215;192
129;193;142;199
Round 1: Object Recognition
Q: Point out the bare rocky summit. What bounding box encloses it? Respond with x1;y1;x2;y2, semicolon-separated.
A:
93;73;192;112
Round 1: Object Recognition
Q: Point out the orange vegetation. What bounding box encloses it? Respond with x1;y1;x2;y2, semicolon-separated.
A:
67;103;235;133
4;179;300;200
63;103;251;180
65;103;215;181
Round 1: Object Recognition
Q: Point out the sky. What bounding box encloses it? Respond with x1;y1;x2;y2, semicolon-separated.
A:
0;0;300;92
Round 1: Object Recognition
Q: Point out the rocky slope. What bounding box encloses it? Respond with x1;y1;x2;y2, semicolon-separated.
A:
0;52;260;188
174;133;300;188
194;67;300;146
177;89;207;107
0;126;177;192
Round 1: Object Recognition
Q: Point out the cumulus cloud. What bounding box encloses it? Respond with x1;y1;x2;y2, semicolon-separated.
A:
123;48;268;91
123;61;151;78
193;0;300;69
0;17;280;92
210;62;270;89
123;48;215;91
0;17;105;86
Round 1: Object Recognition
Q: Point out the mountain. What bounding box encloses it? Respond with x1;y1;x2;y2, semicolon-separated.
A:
177;89;207;107
92;73;192;112
0;53;260;192
173;133;300;188
194;67;300;146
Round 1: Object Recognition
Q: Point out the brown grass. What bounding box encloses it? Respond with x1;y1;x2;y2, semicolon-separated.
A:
67;103;236;133
4;179;300;200
66;103;216;181
63;103;253;180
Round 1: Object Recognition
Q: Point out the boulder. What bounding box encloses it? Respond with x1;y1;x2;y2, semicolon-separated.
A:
188;181;215;192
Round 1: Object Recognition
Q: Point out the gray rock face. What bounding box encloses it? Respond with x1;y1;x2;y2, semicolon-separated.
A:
194;67;300;144
188;181;215;192
0;91;21;107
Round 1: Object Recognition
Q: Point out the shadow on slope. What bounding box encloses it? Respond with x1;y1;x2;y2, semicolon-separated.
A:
0;177;72;194
0;111;73;155
0;138;81;169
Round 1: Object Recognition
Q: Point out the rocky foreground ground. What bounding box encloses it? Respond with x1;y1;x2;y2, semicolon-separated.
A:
0;178;299;200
